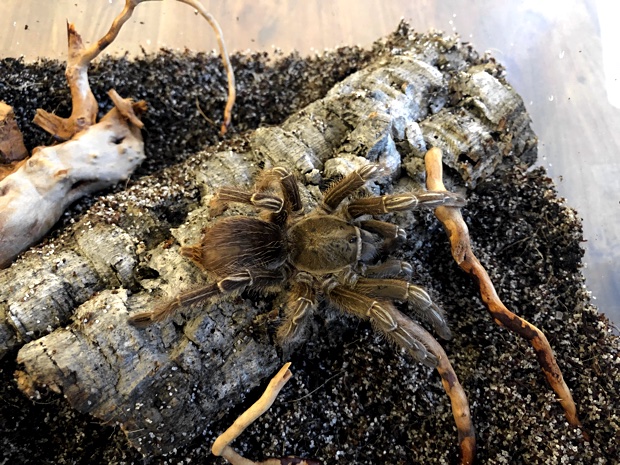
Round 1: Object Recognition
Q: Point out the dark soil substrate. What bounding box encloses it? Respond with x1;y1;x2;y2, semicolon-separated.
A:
1;25;619;465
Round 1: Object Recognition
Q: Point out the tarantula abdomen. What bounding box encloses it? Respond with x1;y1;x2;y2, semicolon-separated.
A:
181;216;287;276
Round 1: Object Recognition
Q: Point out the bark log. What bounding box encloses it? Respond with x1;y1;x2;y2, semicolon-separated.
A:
5;32;537;456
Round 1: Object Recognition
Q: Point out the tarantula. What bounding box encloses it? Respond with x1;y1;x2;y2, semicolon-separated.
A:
130;164;462;359
129;163;475;461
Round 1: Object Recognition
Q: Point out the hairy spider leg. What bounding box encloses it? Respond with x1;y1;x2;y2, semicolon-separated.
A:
128;269;284;327
362;259;414;279
326;283;475;464
321;164;383;211
354;277;452;340
325;284;438;367
208;188;284;217
357;219;406;242
356;219;408;257
346;191;466;218
209;167;302;225
276;277;317;343
353;220;450;338
256;166;303;213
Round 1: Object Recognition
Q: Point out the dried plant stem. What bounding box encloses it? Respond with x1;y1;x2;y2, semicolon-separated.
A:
81;0;147;64
424;147;581;429
212;363;319;465
177;0;236;134
33;0;151;140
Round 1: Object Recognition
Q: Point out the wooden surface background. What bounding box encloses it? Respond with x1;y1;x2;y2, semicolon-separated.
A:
1;0;619;327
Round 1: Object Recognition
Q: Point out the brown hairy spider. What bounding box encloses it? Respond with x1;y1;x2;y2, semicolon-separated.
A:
129;163;476;462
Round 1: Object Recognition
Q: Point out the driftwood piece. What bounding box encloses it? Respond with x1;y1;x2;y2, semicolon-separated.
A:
0;0;235;270
1;0;150;268
0;96;146;268
0;101;28;170
5;33;548;459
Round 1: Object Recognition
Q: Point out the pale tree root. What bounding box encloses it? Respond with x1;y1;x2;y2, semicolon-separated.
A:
424;147;583;433
177;0;236;134
212;363;320;465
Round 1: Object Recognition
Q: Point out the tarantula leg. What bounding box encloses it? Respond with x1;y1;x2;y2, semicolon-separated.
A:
358;219;405;241
347;191;465;218
325;284;437;366
326;284;475;464
129;269;283;327
209;187;284;216
362;259;413;279
322;163;382;211
129;283;221;327
276;277;317;344
257;167;303;212
354;278;452;340
357;219;407;252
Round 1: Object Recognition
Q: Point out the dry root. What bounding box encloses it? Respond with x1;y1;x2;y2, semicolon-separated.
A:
424;147;582;430
388;309;476;464
33;0;150;140
212;363;320;465
177;0;236;133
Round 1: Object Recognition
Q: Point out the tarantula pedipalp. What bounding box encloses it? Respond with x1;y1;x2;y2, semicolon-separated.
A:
129;163;476;463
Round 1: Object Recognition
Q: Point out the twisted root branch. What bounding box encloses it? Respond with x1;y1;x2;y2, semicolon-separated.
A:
177;0;236;134
33;0;235;140
33;0;151;140
424;147;582;430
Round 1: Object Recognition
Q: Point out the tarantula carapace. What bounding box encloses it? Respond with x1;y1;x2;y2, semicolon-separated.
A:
129;163;475;461
130;164;462;362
